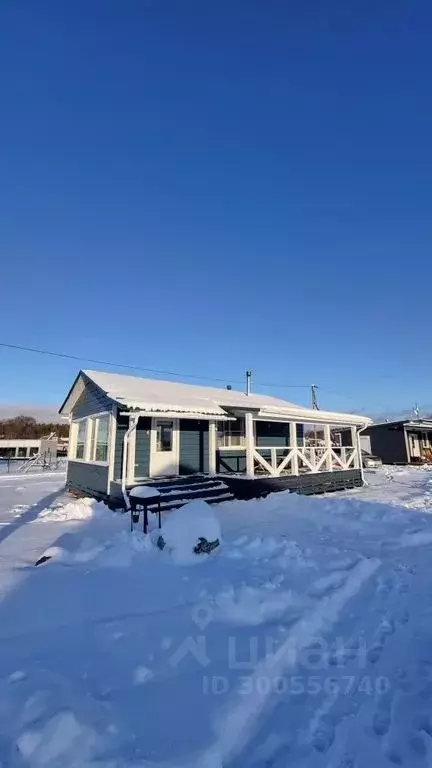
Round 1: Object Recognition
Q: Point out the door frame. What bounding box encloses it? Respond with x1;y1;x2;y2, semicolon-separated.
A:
408;431;421;460
149;417;180;477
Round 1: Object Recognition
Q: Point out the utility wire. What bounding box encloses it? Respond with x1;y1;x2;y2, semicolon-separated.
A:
0;341;310;390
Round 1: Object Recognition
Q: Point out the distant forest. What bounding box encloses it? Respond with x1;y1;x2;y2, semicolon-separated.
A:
0;416;69;439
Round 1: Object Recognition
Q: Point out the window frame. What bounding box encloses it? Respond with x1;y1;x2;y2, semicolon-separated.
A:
217;420;246;449
156;420;174;452
74;419;87;460
71;412;112;465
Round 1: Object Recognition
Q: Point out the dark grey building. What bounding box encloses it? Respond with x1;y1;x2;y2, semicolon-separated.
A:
364;419;432;465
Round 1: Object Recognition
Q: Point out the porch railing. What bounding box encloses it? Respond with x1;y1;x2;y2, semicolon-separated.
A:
252;444;358;476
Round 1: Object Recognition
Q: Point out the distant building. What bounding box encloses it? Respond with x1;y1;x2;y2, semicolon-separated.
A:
364;419;432;464
0;439;41;459
0;436;68;460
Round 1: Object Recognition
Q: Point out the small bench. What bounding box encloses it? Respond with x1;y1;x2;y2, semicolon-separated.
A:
129;486;161;534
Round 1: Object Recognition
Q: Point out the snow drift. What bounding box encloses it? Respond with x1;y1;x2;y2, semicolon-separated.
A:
159;499;222;564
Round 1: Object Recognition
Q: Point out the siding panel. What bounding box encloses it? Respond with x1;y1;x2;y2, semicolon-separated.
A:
179;419;209;475
66;461;109;498
135;417;151;478
73;377;113;419
365;424;408;464
113;414;128;481
217;449;246;474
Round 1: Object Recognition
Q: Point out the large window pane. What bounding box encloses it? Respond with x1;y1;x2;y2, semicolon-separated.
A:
95;415;110;462
75;421;86;459
88;419;97;460
156;421;173;452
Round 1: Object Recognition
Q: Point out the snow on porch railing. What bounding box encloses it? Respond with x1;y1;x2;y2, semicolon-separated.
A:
253;444;359;476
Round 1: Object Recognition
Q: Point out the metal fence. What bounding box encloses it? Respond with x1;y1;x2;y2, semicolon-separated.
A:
0;458;67;475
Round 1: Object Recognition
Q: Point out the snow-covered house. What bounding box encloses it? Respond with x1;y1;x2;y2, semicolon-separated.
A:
59;370;372;508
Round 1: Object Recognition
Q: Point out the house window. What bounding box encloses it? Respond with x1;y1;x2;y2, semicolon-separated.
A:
88;418;97;460
17;447;27;458
94;415;110;461
75;421;87;459
156;421;173;451
217;420;245;448
421;431;430;448
29;446;38;457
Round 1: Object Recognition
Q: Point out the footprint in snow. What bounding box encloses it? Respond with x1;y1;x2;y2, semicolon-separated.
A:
367;642;384;664
311;719;335;754
373;710;391;736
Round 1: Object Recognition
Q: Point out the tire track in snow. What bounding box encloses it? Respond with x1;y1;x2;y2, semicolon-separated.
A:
200;557;380;767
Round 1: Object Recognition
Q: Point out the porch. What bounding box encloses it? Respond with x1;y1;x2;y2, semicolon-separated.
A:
215;413;361;479
120;410;362;485
111;411;364;507
405;424;432;464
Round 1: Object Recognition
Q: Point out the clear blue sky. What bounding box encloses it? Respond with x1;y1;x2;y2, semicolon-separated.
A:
1;0;431;416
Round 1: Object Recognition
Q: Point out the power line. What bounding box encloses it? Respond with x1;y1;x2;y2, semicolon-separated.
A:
0;341;310;390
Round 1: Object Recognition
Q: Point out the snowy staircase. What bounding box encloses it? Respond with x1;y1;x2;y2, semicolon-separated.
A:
128;475;234;514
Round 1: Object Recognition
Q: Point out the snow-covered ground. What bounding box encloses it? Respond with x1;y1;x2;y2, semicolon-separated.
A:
2;467;432;766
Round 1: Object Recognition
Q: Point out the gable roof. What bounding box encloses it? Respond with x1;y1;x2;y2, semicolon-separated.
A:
60;369;372;426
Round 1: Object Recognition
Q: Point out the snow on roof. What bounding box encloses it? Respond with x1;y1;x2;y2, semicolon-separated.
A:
81;369;303;416
60;369;371;426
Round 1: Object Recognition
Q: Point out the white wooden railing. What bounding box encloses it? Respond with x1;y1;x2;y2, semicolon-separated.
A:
252;444;359;477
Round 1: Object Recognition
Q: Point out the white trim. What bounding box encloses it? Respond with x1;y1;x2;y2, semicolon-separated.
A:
216;445;247;451
107;408;117;491
70;412;112;466
121;414;139;510
403;427;410;462
119;410;233;422
331;449;345;469
275;448;295;476
253;449;273;475
324;424;333;472
68;416;76;460
245;412;254;478
289;422;299;476
208;421;217;475
128;418;137;484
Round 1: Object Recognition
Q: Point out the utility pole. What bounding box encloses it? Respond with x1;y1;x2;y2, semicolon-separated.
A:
246;370;252;395
311;384;319;410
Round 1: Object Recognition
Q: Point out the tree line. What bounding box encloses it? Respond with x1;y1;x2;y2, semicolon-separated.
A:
0;416;69;439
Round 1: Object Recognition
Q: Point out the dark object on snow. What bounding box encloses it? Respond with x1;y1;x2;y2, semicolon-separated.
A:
35;555;52;566
193;537;220;555
156;534;220;555
129;488;162;534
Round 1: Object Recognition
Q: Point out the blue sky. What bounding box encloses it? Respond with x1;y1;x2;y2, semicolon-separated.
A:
1;0;431;416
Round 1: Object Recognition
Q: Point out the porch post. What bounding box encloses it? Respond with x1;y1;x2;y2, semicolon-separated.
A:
127;416;137;484
403;428;410;463
351;426;358;468
245;412;254;478
289;422;299;476
324;423;333;471
208;420;217;475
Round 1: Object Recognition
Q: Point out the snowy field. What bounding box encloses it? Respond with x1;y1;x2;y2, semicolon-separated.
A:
1;467;432;766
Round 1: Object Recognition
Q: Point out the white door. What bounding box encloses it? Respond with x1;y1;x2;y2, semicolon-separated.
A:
150;419;179;477
409;432;420;459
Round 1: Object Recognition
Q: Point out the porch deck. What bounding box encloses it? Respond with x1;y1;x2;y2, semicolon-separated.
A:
109;466;362;510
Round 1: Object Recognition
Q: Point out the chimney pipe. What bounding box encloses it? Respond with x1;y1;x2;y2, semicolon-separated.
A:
246;370;252;396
